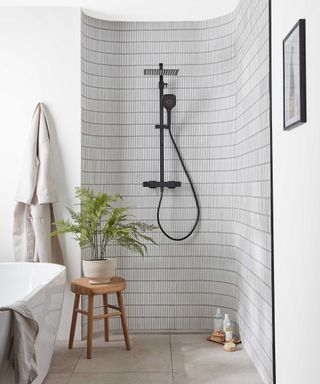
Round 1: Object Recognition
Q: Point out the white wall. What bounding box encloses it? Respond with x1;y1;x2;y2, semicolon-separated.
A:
0;7;81;339
272;1;320;383
0;0;239;21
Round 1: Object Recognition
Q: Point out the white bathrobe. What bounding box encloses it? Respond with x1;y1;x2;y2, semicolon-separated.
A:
13;103;63;264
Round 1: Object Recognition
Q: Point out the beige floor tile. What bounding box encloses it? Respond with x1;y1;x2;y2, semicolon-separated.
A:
171;334;228;371
43;373;72;384
74;334;171;373
69;372;173;384
49;342;84;373
173;369;263;384
171;334;263;384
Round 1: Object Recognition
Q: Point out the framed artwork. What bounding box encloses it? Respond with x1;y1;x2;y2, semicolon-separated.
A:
283;19;306;130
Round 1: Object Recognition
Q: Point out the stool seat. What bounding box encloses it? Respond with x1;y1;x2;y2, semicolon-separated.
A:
68;276;131;359
71;277;126;295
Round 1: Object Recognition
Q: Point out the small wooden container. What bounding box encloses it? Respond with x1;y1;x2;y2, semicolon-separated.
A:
224;342;237;352
207;334;241;346
210;330;225;343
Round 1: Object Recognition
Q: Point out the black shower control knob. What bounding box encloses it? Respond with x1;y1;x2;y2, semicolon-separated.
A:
167;181;181;189
143;181;158;188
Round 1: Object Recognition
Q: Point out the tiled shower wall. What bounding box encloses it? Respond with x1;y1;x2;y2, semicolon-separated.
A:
81;0;272;382
233;1;272;383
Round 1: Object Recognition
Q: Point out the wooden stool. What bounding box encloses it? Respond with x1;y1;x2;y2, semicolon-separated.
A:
68;276;131;358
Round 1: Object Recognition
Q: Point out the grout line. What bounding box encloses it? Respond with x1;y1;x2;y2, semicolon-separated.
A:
71;370;173;373
66;345;85;384
169;334;175;384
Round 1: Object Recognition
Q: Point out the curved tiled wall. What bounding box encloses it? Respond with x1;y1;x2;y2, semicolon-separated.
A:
81;0;272;382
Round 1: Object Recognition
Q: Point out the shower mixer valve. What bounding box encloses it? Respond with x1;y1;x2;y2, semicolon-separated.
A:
143;180;181;189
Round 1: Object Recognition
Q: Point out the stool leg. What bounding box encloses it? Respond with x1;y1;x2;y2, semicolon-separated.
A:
68;293;80;349
87;294;94;359
116;291;131;350
103;294;109;342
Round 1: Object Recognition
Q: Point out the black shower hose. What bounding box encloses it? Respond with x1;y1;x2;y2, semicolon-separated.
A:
156;128;200;241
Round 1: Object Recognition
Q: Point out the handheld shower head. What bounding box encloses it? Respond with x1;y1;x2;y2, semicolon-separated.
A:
161;94;176;111
161;94;176;129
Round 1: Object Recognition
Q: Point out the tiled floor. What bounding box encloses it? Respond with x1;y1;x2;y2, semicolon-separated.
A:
45;334;264;384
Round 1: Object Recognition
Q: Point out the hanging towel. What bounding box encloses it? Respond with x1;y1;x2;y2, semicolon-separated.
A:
0;301;39;384
13;103;63;264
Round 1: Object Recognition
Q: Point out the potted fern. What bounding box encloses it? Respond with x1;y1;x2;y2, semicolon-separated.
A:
51;187;156;284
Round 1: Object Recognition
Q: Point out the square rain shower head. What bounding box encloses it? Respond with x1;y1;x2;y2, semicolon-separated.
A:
144;68;179;76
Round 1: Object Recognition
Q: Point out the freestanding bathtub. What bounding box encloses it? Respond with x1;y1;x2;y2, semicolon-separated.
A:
0;262;66;384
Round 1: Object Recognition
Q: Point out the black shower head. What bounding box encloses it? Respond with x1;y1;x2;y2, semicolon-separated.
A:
144;68;179;76
161;94;176;111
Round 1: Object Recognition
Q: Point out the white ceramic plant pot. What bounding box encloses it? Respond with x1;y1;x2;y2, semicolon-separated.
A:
82;258;117;284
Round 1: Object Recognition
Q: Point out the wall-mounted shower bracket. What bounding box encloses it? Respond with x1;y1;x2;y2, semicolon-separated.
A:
155;124;169;129
159;81;167;89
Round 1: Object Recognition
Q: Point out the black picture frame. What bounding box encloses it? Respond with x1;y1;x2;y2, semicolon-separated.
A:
283;19;306;130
